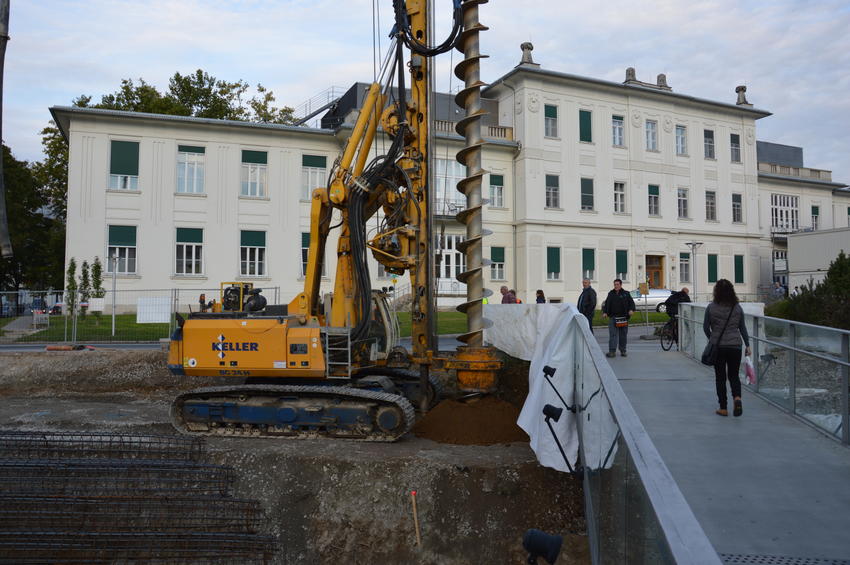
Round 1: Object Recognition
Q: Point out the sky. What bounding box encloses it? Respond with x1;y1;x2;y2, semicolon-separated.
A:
4;0;850;184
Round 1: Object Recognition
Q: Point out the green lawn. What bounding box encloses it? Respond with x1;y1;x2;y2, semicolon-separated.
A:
19;314;171;343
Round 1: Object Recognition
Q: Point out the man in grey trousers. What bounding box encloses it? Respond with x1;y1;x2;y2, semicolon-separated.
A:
577;278;597;329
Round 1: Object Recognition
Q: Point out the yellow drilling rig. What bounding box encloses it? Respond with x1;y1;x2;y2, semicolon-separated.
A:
167;0;498;441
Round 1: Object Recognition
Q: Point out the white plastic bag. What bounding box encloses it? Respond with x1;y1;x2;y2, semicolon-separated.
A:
743;355;756;385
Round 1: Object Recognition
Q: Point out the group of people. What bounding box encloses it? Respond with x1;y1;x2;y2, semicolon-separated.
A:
494;277;749;417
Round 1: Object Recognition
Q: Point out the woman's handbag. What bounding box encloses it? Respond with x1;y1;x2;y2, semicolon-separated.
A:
614;316;628;328
700;306;735;366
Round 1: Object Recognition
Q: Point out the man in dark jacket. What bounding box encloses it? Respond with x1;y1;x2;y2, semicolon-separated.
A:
601;279;636;357
577;278;597;329
663;287;691;318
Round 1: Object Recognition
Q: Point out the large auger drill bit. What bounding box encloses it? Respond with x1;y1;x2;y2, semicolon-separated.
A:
446;0;500;392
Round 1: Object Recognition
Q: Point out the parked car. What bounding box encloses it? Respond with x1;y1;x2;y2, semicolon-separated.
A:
29;298;48;314
630;288;674;312
49;304;62;316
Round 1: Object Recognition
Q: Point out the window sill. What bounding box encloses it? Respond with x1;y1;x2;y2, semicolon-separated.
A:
106;189;141;195
646;149;660;154
648;214;662;219
106;273;141;279
676;153;689;158
175;192;207;198
544;207;564;211
580;209;598;214
240;276;272;281
613;211;631;216
705;219;719;223
544;136;561;141
239;196;270;201
546;279;563;282
731;161;743;165
678;217;693;221
579;141;594;146
704;157;716;162
612;144;627;149
491;278;507;282
171;275;208;280
732;221;745;225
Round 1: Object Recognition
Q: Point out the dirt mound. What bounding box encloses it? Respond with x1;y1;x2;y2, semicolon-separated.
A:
413;396;529;445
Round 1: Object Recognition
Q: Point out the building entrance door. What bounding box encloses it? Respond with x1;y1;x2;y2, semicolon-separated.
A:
646;255;664;288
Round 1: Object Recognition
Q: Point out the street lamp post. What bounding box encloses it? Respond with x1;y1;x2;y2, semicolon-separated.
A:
685;242;703;301
111;253;117;337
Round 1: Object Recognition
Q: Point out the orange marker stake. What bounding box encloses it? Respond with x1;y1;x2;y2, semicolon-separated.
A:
410;490;422;547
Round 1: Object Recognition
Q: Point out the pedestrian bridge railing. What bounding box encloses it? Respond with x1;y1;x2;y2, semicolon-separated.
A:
679;303;850;445
570;316;722;564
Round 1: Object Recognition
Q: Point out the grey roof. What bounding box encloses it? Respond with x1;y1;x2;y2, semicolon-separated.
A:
756;141;803;167
757;172;847;189
483;66;772;119
49;106;334;142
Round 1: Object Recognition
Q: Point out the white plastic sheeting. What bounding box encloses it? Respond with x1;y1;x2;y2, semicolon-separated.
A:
484;303;619;473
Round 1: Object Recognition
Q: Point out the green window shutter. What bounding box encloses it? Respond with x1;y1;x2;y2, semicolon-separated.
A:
490;174;504;186
648;184;659;196
240;230;266;247
491;246;505;263
616;250;628;274
613;115;623;122
302;155;326;168
178;145;205;154
108;225;136;246
579;110;592;142
707;254;718;283
680;252;690;260
301;232;311;248
242;150;268;165
812;206;820;215
582;248;595;271
110;141;139;176
544;105;557;119
545;174;559;188
732;193;742;204
547;247;560;274
176;228;203;244
734;255;744;284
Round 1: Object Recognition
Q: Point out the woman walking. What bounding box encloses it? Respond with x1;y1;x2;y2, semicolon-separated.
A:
535;289;546;304
703;279;751;417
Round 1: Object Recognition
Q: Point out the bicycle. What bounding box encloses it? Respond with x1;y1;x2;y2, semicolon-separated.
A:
660;316;678;351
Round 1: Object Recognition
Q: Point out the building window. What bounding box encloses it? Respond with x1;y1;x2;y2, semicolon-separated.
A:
677;187;689;219
241;150;267;197
648;184;660;216
376;263;389;279
582;248;595;280
176;145;204;194
436;234;466;280
705;191;717;221
704;129;715;159
107;225;137;274
730;133;741;163
489;174;504;208
544;104;558;138
241;230;266;277
675;125;687;156
546;247;561;280
734;254;745;284
580;178;594;211
109;140;139;190
579;109;592;142
545;174;560;209
491;246;505;280
771;194;799;231
645;120;658;151
175;228;203;275
612;115;624;146
301;154;327;200
732;193;743;223
811;205;819;230
613;182;626;213
679;253;691;283
435;158;467;215
615;249;628;281
707;253;718;283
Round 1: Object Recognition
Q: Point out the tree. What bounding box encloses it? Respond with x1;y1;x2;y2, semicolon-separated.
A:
78;260;91;319
65;257;77;314
0;145;65;291
91;256;105;325
774;250;850;330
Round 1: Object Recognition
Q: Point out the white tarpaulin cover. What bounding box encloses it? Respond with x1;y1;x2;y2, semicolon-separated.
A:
484;303;619;473
136;296;171;324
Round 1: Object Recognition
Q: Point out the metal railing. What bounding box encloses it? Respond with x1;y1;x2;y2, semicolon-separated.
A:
1;287;280;344
679;303;850;445
563;314;721;563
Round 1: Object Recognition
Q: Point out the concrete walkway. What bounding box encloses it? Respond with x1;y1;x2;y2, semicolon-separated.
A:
596;325;850;561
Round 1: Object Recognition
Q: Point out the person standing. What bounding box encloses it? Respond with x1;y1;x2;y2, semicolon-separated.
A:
601;279;635;357
500;286;517;304
703;279;751;417
535;289;546;303
576;278;596;329
663;287;691;318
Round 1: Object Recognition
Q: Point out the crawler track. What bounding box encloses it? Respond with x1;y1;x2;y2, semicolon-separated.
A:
172;385;415;442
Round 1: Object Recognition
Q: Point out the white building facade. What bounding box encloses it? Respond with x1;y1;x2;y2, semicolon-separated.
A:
53;60;849;306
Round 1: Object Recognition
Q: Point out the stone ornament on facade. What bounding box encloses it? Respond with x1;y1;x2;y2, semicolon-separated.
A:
663;115;673;133
625;67;637;83
745;127;755;145
631;110;641;127
519;42;538;66
528;92;539;113
736;85;749;105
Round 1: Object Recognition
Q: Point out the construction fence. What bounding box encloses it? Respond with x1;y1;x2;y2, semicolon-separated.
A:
0;288;281;344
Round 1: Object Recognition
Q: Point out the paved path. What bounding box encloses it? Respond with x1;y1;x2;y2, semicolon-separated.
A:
596;325;850;561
